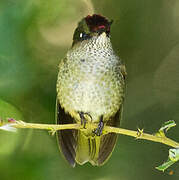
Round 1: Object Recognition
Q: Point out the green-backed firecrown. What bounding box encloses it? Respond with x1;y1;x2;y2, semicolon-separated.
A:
56;14;126;167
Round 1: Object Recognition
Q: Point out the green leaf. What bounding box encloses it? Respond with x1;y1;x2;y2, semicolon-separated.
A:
159;120;176;132
155;158;175;172
156;148;179;172
169;148;179;162
155;120;176;137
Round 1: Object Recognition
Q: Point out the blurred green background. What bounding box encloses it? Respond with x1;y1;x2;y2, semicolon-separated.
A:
0;0;179;179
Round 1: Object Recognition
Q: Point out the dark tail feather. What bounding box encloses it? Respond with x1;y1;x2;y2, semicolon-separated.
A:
96;107;122;165
56;100;77;167
98;133;118;165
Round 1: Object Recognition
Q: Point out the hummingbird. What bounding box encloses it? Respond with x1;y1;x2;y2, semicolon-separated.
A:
56;14;126;167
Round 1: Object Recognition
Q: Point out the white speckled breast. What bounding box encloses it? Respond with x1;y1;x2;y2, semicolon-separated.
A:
57;33;125;123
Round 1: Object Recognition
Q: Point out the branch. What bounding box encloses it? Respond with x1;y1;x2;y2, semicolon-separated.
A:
2;119;178;148
105;126;179;148
0;119;178;171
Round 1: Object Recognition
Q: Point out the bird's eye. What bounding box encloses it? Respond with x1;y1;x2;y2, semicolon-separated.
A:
80;33;83;38
79;32;90;40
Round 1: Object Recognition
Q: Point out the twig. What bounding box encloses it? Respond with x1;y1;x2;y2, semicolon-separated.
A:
10;120;179;148
104;126;179;148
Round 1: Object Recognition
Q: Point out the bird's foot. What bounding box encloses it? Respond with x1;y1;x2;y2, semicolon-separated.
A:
93;116;104;136
78;112;92;128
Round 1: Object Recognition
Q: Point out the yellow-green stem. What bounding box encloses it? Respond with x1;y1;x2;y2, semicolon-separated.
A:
11;121;179;148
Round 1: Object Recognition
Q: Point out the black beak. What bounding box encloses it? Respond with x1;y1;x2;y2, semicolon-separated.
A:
97;19;113;36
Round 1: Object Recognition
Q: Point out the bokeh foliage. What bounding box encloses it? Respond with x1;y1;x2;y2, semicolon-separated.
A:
0;0;179;179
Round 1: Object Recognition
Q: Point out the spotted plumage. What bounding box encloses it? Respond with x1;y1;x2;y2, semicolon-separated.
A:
56;14;126;167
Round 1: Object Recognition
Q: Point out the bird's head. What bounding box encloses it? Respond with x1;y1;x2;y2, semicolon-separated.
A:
72;14;113;46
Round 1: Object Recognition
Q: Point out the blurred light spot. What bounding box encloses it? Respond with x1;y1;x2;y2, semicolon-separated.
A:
38;0;95;47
